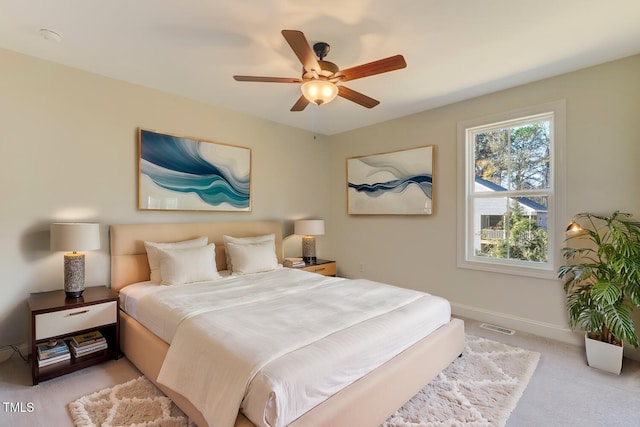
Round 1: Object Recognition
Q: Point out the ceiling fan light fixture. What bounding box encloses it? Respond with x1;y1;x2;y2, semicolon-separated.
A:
301;80;338;105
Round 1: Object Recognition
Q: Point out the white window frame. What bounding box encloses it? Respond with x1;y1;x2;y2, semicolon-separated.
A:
457;100;566;279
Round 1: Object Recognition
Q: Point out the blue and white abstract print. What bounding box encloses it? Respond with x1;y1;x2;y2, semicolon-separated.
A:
347;146;433;215
139;129;251;211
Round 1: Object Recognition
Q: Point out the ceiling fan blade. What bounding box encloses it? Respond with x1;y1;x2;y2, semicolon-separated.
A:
290;95;310;111
281;30;321;74
338;86;380;109
335;55;407;82
233;76;302;83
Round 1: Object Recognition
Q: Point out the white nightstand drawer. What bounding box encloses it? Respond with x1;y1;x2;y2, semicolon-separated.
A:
35;301;117;340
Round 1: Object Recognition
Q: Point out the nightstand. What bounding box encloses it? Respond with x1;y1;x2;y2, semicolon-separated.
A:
295;259;337;276
28;286;120;385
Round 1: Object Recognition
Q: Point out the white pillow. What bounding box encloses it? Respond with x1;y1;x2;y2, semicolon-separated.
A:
225;240;279;275
222;234;275;270
156;244;221;286
144;236;208;284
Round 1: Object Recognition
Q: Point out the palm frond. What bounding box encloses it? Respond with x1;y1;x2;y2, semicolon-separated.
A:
602;303;637;347
591;280;622;306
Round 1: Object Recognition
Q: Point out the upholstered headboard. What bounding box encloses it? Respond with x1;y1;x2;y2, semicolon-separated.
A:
109;221;283;292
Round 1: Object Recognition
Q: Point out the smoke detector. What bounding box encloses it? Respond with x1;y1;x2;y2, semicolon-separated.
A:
39;28;63;42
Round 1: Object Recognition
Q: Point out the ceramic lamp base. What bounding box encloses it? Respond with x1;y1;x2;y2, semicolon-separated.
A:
64;253;85;297
302;236;317;264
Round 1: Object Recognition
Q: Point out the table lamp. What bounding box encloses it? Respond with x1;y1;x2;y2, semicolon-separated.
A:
50;223;100;297
294;220;325;264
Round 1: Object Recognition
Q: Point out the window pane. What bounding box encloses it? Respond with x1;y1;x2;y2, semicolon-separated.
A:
474;121;550;192
473;196;548;263
459;101;564;277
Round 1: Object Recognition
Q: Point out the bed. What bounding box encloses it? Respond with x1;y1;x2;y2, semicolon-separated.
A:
110;221;464;427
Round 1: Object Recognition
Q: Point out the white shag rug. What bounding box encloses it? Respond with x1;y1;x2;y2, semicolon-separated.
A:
382;334;540;427
68;335;539;427
68;375;193;427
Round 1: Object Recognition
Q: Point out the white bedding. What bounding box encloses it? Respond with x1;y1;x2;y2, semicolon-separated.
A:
120;268;451;427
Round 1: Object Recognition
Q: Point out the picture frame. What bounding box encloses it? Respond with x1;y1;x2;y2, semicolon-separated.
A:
138;128;251;212
347;145;433;215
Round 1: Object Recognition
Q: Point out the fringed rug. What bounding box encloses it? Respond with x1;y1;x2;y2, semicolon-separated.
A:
68;335;539;427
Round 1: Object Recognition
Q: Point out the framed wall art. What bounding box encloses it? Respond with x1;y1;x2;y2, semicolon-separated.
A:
347;145;433;215
138;128;251;211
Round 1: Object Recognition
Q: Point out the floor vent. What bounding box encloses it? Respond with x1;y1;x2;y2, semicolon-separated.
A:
479;323;516;335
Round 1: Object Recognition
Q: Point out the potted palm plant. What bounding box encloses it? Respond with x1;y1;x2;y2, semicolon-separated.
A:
558;211;640;374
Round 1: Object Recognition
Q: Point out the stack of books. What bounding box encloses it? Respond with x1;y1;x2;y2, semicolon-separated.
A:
69;331;108;358
283;257;306;268
37;340;70;367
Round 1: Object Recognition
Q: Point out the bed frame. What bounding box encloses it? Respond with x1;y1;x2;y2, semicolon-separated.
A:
110;221;465;427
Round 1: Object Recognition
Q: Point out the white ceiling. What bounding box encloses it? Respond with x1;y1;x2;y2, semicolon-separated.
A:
2;0;640;135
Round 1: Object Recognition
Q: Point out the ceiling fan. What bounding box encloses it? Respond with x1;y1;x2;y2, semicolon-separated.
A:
233;30;407;111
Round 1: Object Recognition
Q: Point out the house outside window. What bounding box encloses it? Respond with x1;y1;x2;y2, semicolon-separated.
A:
457;101;566;279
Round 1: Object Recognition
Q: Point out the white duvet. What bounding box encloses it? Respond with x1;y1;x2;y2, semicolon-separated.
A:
120;268;451;427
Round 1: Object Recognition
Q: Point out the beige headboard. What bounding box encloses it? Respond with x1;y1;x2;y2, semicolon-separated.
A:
110;221;283;292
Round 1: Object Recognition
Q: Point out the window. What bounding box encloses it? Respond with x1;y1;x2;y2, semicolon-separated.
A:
457;101;566;278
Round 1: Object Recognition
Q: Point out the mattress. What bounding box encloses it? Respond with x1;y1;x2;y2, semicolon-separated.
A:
119;268;451;427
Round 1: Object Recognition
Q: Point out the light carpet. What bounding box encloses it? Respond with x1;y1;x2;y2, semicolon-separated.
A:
68;335;539;427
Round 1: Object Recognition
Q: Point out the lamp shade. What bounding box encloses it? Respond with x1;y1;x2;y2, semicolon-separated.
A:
301;80;338;105
51;223;100;252
566;221;582;233
294;220;325;236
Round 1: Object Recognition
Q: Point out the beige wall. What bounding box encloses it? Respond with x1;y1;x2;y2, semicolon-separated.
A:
0;49;330;345
328;54;640;345
2;46;639;350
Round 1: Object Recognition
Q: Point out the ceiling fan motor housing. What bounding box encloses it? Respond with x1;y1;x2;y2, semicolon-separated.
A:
320;60;339;73
302;60;339;80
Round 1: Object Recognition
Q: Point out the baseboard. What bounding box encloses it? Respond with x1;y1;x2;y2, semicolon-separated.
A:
451;303;581;344
625;345;640;362
451;303;640;362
